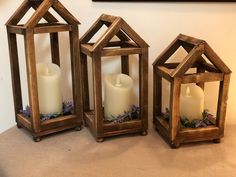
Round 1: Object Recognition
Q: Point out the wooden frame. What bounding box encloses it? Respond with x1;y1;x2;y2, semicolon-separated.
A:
153;34;231;148
80;14;149;142
6;0;83;142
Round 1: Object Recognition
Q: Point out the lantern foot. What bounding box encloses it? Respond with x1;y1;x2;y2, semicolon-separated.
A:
75;125;82;131
141;130;148;136
84;121;88;127
33;137;41;142
16;123;22;128
170;142;180;149
213;139;221;143
96;137;104;143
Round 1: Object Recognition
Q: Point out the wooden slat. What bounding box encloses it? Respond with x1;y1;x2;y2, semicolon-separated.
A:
41;115;79;131
200;62;220;73
153;67;162;118
153;116;170;142
171;44;205;77
7;31;23;121
204;43;231;74
81;44;93;57
103;21;130;42
25;0;53;28
87;41;136;48
92;52;103;136
156;66;172;81
196;66;205;89
181;41;208;66
103;128;142;137
120;19;149;48
50;32;60;66
7;25;25;35
6;0;31;25
80;16;104;43
24;29;41;133
33;24;72;33
100;14;118;23
93;18;122;51
17;114;32;131
31;0;58;23
103;120;142;132
101;47;142;56
169;78;181;142
121;55;129;75
34;123;82;137
153;36;180;66
216;74;231;136
80;53;90;112
181;72;224;84
69;25;83;122
84;111;96;135
139;48;149;132
52;0;80;25
178;33;203;46
178;127;220;143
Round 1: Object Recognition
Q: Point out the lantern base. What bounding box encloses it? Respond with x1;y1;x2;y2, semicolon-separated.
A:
141;130;148;136
33;137;41;142
16;113;83;142
153;115;223;148
213;139;221;143
84;111;147;142
75;125;83;131
96;137;104;143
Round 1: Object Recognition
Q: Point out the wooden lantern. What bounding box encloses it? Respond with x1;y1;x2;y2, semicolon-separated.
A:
153;34;231;148
6;0;83;141
80;14;149;142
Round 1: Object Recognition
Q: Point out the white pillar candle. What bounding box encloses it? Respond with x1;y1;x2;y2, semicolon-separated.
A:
180;84;204;121
104;74;134;120
36;63;63;114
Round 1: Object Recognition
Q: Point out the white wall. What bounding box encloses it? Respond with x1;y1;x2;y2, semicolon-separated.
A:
1;0;236;133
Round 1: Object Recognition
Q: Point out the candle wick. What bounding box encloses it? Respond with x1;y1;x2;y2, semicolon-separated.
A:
115;77;122;87
186;87;192;97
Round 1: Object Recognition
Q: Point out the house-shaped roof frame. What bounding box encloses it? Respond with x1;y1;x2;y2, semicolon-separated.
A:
80;14;149;57
153;34;231;79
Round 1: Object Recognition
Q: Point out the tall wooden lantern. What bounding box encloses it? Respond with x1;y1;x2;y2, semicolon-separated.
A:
6;0;83;141
80;14;149;142
153;34;231;148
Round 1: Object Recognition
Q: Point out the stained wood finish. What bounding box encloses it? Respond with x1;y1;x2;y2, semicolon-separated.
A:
7;31;23;124
6;0;83;141
153;34;231;148
216;74;231;136
6;0;31;25
80;14;149;142
169;78;181;144
50;32;60;66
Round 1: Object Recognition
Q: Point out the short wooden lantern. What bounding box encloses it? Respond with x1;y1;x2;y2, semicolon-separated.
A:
6;0;83;141
153;34;231;148
80;14;149;142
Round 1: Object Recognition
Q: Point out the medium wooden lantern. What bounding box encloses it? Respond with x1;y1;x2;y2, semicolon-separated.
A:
6;0;83;141
153;34;231;148
80;14;149;142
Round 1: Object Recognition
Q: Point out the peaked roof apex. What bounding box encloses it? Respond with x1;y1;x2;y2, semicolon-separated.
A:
153;34;231;75
6;0;80;27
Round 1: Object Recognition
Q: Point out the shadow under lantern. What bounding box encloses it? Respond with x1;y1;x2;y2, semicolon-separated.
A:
153;34;231;148
80;14;149;142
6;0;83;141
